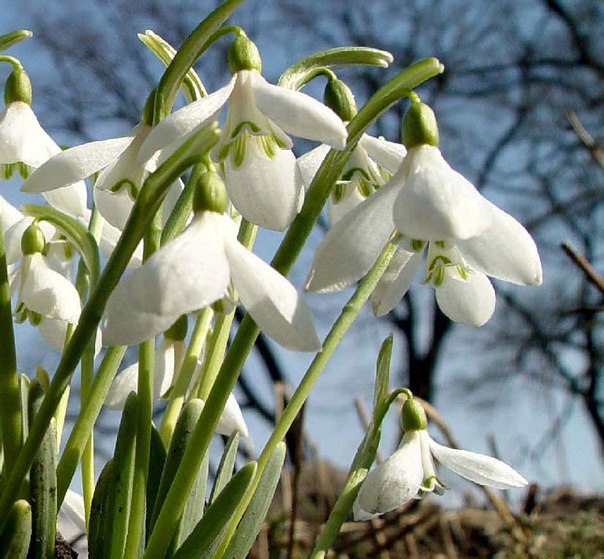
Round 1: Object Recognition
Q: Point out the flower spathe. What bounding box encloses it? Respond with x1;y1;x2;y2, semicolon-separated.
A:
353;427;528;521
139;68;348;230
102;209;321;351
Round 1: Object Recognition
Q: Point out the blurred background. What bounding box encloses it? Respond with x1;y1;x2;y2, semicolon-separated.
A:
1;0;602;518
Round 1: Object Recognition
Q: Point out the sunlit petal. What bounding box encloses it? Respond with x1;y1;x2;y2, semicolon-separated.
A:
435;270;495;326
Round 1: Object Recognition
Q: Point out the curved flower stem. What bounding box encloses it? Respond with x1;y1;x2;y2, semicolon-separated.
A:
0;215;20;477
0;126;219;530
159;308;213;445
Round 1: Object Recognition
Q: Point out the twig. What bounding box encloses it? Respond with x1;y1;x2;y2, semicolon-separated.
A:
565;110;604;168
561;241;604;294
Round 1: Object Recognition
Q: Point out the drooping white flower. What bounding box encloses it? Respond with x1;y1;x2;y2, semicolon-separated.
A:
138;36;347;231
103;172;320;351
298;134;406;225
306;138;541;327
353;396;528;520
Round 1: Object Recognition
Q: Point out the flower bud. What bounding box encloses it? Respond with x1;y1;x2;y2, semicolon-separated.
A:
401;98;439;149
4;67;32;105
324;78;357;122
193;171;228;214
401;396;428;431
228;35;262;74
21;221;45;255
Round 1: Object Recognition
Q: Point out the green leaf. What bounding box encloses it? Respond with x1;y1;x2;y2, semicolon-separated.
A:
223;442;286;559
138;30;206;102
146;424;167;537
88;460;114;559
104;392;138;559
208;431;239;505
373;335;393;412
278;47;393;90
172;462;257;559
21;204;101;286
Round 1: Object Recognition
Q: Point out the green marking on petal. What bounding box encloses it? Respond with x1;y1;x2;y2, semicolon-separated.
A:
411;239;425;252
28;310;42;326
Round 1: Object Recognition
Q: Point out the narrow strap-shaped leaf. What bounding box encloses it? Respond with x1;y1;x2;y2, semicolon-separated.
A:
223;441;286;559
208;431;239;505
171;462;257;559
21;203;101;285
88;460;114;559
104;392;138;559
168;448;209;552
145;424;167;537
0;500;31;559
150;399;204;531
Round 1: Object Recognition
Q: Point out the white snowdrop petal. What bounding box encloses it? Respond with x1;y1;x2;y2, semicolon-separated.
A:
435;271;495;326
102;214;230;346
97;217;143;267
154;339;176;400
371;250;422;316
94;184;134;230
22;136;134;193
0;194;24;234
43;180;88;218
393;146;492;241
225;238;321;351
359;134;406;174
0;102;60;167
457;201;542;286
427;436;528;489
297;144;330;189
225;147;302;231
138;78;236;163
354;431;423;519
216;393;249;437
306;179;400;293
327;187;366;226
251;72;347;149
21;253;81;322
105;362;139;410
61;490;86;534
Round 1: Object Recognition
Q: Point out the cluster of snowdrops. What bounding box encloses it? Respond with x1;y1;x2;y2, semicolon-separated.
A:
0;3;540;557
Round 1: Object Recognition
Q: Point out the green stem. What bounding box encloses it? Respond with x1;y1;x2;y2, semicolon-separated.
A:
0;215;21;477
159;309;213;445
153;0;244;122
218;242;398;555
123;339;154;558
0;126;219;529
56;345;127;506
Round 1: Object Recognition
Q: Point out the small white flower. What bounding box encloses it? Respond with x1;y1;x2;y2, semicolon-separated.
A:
139;65;347;230
298;134;406;225
0;101;87;217
102;210;320;351
354;428;528;521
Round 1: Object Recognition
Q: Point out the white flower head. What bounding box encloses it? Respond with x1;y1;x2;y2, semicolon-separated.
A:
138;36;347;231
353;396;528;520
0;68;87;217
298;134;406;225
103;172;320;352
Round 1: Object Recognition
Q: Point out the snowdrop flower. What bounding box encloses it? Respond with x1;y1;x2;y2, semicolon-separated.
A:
13;221;80;332
306;98;541;325
103;171;320;351
138;35;348;231
353;395;528;520
298;78;406;225
0;66;87;217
